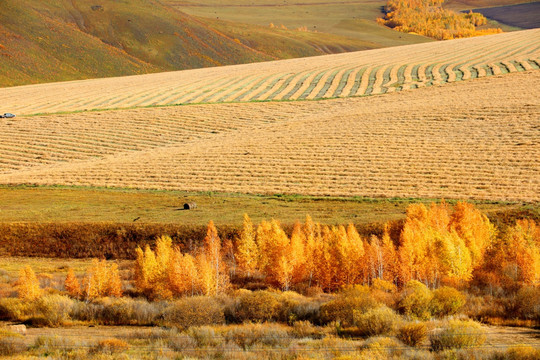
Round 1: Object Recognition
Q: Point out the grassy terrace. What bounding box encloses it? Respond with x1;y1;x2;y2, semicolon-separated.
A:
0;185;535;226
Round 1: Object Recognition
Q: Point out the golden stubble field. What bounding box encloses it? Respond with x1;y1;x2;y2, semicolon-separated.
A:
0;29;538;115
0;68;538;202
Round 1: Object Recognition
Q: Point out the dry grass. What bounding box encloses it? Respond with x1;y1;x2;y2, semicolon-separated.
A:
0;29;537;115
0;31;538;201
0;69;537;201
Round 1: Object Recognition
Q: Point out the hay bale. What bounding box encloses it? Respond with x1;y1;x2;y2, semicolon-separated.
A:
183;203;197;210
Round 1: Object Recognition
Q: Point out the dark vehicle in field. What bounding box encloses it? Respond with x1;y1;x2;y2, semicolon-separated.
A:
0;113;15;118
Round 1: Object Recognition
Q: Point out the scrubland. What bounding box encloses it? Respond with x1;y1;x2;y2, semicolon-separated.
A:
1;201;540;358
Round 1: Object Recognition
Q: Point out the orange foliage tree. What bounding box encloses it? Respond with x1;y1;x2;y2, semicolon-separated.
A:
81;259;123;299
377;0;502;40
17;266;42;301
64;268;81;298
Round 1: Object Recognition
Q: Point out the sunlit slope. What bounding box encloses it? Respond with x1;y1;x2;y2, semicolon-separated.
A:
0;0;395;87
1;29;538;116
0;70;538;202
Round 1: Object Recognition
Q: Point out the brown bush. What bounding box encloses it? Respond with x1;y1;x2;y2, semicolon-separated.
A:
69;297;163;325
353;305;400;337
0;222;240;259
164;296;224;329
397;322;427;347
320;286;377;326
397;280;433;320
0;336;26;356
430;320;486;351
223;323;291;349
92;338;129;354
512;286;540;320
230;290;282;323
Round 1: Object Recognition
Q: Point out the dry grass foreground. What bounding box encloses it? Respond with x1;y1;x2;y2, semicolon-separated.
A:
0;29;538;115
0;70;538;202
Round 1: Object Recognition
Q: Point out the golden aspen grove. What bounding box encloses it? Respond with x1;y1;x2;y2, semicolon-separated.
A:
130;202;539;297
378;0;502;39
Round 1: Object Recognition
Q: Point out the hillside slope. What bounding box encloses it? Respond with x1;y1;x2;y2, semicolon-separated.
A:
1;29;537;115
0;0;406;87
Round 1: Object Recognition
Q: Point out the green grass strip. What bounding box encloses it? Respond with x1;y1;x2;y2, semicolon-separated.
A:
282;71;315;100
332;68;354;97
364;66;381;96
233;73;277;102
349;68;367;96
315;69;341;98
469;66;478;79
266;73;304;101
298;70;327;100
248;74;286;101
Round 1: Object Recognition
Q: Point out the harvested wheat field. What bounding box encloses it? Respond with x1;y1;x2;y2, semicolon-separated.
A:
0;68;538;201
0;29;538;115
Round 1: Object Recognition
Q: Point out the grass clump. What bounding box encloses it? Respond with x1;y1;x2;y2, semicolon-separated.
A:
430;320;486;351
0;331;26;357
397;322;427;347
92;338;130;355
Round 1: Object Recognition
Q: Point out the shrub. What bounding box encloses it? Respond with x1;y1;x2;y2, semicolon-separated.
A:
513;286;540;320
232;290;282;323
502;345;540;360
168;334;198;355
361;336;406;359
320;286;377;326
398;280;433;320
397;322;427;347
164;296;224;329
69;297;163;326
430;286;466;318
0;298;31;321
187;326;224;347
353;305;400;337
33;335;78;355
371;279;398;308
0;336;26;356
92;338;129;354
34;295;74;326
223;323;291;349
292;320;324;339
430;320;486;351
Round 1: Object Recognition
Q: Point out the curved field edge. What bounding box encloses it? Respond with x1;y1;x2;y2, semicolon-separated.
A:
0;29;538;116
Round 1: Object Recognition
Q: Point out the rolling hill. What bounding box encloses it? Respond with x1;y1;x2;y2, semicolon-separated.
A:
0;30;538;202
1;29;537;115
0;0;426;88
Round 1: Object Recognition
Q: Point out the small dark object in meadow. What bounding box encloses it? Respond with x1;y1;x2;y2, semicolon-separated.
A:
184;203;197;210
91;5;104;11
